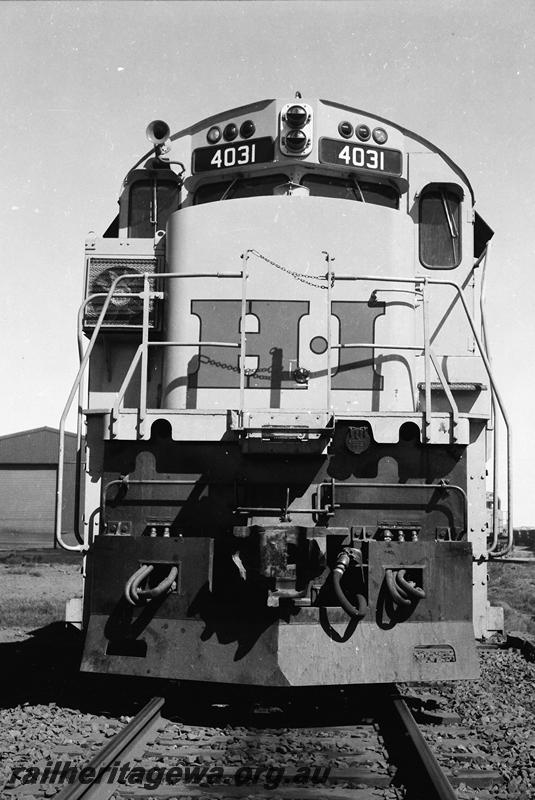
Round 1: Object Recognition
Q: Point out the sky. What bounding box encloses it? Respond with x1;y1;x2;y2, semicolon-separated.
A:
1;0;534;523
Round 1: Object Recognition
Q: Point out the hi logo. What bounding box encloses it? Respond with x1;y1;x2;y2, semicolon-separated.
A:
188;299;385;391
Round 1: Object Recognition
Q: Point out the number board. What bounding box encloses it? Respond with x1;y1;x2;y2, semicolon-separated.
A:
319;138;403;176
192;137;274;173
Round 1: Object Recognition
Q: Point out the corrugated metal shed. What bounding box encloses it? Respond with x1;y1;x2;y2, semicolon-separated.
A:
0;427;77;547
0;426;76;464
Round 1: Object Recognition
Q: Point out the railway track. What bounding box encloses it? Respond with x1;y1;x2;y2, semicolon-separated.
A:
5;686;502;800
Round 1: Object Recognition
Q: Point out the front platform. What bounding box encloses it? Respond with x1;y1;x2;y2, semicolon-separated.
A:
82;615;479;684
80;534;479;685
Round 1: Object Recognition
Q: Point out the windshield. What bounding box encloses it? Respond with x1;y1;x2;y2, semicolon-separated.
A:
301;174;399;208
194;174;289;204
194;172;400;209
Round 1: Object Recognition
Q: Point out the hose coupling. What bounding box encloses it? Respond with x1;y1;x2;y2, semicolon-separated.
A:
333;547;362;576
332;547;367;621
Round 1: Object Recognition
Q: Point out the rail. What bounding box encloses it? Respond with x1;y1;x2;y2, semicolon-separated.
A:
54;696;165;800
389;691;458;800
51;689;474;799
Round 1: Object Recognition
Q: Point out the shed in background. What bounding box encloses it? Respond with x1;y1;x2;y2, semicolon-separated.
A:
0;427;77;548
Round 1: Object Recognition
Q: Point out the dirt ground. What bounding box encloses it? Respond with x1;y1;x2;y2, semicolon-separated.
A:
0;561;83;642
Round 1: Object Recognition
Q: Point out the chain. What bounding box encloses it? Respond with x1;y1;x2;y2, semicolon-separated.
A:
247;249;333;289
199;355;239;372
199;354;272;377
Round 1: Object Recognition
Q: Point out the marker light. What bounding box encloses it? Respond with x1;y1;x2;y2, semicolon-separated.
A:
223;123;238;141
240;120;256;139
373;127;388;144
285;129;308;152
280;101;313;157
207;126;221;144
356;124;371;141
338;121;353;138
285;104;309;128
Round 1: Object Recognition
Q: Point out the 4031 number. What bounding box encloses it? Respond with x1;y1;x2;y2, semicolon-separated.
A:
193;137;274;173
210;143;256;169
337;145;385;170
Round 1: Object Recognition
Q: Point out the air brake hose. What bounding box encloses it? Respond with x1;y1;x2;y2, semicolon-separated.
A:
137;565;178;600
385;569;412;606
124;563;178;606
396;568;426;600
125;564;153;606
333;550;368;620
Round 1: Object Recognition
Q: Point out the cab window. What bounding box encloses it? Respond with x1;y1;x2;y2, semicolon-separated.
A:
301;174;399;208
419;187;462;268
128;179;180;237
194;174;289;205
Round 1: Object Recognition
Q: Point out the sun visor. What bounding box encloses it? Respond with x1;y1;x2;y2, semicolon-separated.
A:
474;212;494;258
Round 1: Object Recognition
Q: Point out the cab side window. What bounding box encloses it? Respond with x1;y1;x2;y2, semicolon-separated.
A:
419;186;462;268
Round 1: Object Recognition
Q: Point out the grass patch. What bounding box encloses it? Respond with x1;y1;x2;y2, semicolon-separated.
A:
488;562;535;635
5;567;43;577
0;549;81;566
0;598;66;628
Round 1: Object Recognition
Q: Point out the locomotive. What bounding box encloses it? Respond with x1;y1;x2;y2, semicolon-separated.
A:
57;96;508;686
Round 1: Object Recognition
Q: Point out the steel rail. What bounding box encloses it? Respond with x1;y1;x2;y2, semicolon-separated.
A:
390;692;458;800
54;696;165;800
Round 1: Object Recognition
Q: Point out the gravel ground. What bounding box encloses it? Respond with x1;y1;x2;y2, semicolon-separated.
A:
426;647;535;799
0;621;155;797
1;704;126;796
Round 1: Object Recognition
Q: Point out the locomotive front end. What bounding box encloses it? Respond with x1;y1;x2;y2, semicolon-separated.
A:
63;97;505;686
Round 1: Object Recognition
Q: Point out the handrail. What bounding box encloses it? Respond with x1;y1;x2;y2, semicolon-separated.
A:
428;350;459;435
58;256;511;560
139;273;151;425
331;271;512;558
318;479;468;537
112;340;241;426
426;276;512;557
56;272;147;550
325;251;334;411
239;253;249;413
477;244;503;554
55;270;243;551
332;342;460;435
421;280;432;435
102;477;199;521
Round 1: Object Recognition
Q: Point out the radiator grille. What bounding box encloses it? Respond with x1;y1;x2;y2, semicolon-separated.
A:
84;256;161;330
